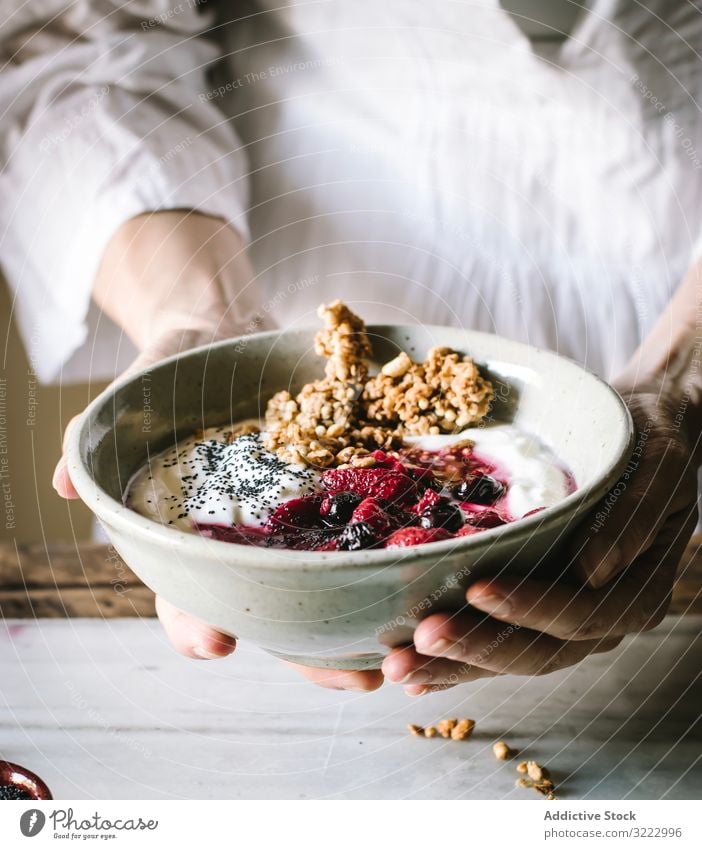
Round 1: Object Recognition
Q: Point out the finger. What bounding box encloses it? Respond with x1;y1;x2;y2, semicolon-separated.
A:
466;517;688;640
53;416;81;499
568;417;694;587
382;644;498;691
413;611;622;676
52;456;80;500
286;662;384;692
155;596;236;659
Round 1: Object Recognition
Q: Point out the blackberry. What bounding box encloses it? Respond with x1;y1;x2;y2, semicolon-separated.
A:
419;502;464;532
337;521;377;551
323;492;362;525
453;474;505;505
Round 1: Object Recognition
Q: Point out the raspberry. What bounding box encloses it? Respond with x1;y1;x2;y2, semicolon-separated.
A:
384;526;453;548
320;492;362;524
265;495;323;531
351;497;392;537
413;488;443;514
322;467;416;504
196;524;269;545
338;522;378;550
370;450;405;471
465;510;506;529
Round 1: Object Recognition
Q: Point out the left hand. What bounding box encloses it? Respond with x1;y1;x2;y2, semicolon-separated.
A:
381;383;699;695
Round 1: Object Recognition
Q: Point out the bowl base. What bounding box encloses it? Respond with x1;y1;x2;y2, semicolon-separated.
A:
265;648;384;670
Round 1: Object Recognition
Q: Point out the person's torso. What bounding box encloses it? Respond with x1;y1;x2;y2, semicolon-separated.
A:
218;0;702;380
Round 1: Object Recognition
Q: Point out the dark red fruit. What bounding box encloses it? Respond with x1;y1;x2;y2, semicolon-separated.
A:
320;491;362;524
455;524;483;537
384;526;453;548
465;510;506;529
322;467;417;504
196;524;270;545
453;474;505;505
284;527;341;551
413;488;443;514
351;497;392;537
265;495;323;531
338;521;378;551
419;502;464;532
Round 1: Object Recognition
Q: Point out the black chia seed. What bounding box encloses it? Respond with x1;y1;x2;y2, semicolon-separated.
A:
0;784;33;800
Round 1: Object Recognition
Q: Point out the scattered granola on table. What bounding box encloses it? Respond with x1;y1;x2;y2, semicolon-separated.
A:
492;740;514;760
515;760;557;799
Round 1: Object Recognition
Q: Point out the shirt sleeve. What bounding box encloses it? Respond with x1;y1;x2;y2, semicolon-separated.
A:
0;1;250;383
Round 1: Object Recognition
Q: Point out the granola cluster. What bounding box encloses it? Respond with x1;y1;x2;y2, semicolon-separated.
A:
264;300;493;467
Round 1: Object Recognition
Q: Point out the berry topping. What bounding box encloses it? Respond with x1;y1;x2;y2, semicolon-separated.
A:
320;491;363;524
455;524;483;537
384;527;453;548
351;497;393;537
338;521;378;551
322;467;417;504
465;510;506;529
265;494;324;530
413;488;443;514
453;473;505;505
418;501;464;532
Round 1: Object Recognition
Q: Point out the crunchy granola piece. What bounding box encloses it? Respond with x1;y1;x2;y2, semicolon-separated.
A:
315;300;371;382
526;761;549;783
407;724;424;736
516;761;557;799
436;718;458;738
264;301;494;467
451;718;476;741
423;726;437;738
381;351;412;378
492;741;513;761
364;345;493;435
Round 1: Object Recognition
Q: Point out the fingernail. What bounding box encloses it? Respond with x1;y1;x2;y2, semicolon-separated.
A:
421;638;453;655
193;645;221;660
399;670;432;685
469;592;513;618
404;685;429;697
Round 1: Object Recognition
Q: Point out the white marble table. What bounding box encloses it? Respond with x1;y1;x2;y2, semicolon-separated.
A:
1;617;700;800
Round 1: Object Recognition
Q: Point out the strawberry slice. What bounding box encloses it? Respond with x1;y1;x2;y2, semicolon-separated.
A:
384;526;453;548
351;497;392;538
413;488;443;514
322;467;417;504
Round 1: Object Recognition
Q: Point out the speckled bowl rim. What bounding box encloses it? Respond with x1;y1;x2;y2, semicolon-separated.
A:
66;327;635;571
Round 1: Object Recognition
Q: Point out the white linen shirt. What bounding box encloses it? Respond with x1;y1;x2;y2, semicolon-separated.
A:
1;0;701;384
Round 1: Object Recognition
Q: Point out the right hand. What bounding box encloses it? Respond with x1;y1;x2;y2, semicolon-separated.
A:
53;211;384;692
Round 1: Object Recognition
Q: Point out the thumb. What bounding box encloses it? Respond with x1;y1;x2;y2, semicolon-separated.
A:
568;432;691;588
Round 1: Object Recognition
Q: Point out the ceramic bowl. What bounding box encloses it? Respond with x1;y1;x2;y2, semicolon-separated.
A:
0;761;53;800
66;325;634;669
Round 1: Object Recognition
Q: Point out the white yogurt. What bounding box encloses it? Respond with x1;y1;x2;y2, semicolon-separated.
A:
407;424;572;519
127;428;321;530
